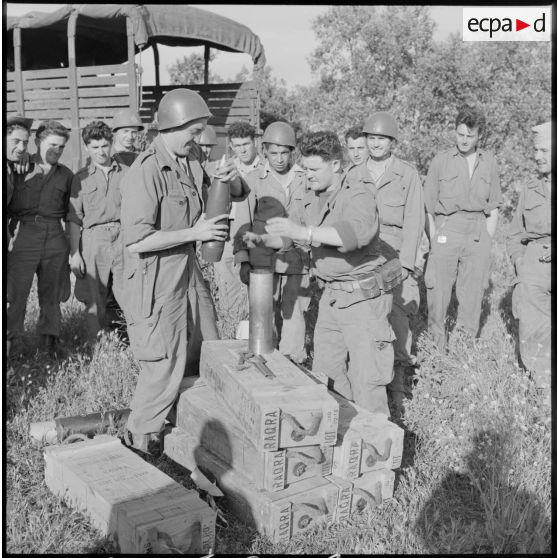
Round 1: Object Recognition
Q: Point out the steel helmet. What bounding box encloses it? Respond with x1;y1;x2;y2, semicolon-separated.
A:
198;125;218;146
363;112;398;140
111;108;144;132
157;88;212;131
261;121;296;148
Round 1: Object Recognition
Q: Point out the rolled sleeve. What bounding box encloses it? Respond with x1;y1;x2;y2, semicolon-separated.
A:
334;186;378;253
120;162;160;246
66;173;85;227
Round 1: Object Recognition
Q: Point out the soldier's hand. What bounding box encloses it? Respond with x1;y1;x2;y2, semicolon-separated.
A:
191;213;229;242
239;262;252;285
70;253;86;278
265;217;305;241
14;152;30;174
539;245;551;263
213;158;239;183
243;231;263;248
401;268;410;281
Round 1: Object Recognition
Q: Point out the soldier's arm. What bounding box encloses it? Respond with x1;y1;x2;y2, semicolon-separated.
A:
400;169;426;272
423;154;440;236
506;186;527;268
485;156;502;236
66;173;85;275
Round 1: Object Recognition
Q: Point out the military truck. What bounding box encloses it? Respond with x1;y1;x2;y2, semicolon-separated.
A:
6;4;266;169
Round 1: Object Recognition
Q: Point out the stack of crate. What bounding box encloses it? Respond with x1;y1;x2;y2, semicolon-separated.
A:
165;339;404;543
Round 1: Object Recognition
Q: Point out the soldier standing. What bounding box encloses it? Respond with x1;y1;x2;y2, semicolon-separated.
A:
234;121;311;364
263;131;402;416
66;121;127;339
344;126;367;167
423;106;501;350
111;108;144;166
120;88;241;454
7;120;73;356
6;115;33;208
507;121;552;408
347;112;425;410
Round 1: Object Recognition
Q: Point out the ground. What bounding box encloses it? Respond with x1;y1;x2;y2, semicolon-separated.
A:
4;225;552;554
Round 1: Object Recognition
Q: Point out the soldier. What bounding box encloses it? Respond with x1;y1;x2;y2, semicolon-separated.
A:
346;112;425;410
234;121;311;364
66;121;127;339
111;108;144;166
507;121;552;407
263;131;402;416
6;114;33;207
228;120;263;176
423;106;501;350
197;124;218;171
7;120;73;356
344;125;367;167
120;88;242;454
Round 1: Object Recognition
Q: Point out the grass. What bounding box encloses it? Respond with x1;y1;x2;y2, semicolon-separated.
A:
5;226;552;554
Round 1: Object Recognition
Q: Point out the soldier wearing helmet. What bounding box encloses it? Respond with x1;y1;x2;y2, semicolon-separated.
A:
346;112;426;415
507;121;552;412
424;106;501;351
111;108;144;166
120;88;243;455
197;125;218;163
233;120;311;364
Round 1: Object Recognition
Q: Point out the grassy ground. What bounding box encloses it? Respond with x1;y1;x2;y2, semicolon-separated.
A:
5;227;552;554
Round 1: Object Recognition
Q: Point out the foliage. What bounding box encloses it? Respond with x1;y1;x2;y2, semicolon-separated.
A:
168;49;222;85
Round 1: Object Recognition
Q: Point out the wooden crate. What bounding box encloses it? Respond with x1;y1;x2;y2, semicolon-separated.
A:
164;428;340;544
44;436;215;554
199;340;339;451
330;393;404;480
172;380;333;491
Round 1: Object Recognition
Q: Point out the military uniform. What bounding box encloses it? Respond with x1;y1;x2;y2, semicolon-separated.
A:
507;174;551;391
347;157;425;397
292;173;399;416
121;135;218;435
234;160;311;362
424;147;501;348
7;155;73;341
67;158;128;338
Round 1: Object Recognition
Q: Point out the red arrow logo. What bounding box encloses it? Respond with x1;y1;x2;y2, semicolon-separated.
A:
516;19;530;31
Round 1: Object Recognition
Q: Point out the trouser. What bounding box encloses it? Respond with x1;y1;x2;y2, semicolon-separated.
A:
185;264;220;376
425;213;492;350
212;240;248;320
312;288;394;416
273;273;312;363
74;224;125;339
7;219;70;339
512;242;551;392
387;274;420;394
126;252;218;434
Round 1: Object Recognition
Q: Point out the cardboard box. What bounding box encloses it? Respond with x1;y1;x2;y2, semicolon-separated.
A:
44;436;215;554
173;381;333;491
199;340;339;451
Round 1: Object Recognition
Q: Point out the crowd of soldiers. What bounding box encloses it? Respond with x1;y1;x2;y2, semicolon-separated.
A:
5;88;552;455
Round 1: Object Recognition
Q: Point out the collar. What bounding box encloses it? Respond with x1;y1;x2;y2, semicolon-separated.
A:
88;157;121;176
153;135;181;170
235;154;262;174
450;146;485;158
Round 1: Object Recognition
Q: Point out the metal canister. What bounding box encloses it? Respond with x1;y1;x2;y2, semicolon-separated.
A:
248;268;274;354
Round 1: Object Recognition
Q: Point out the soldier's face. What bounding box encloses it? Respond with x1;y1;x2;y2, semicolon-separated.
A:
265;144;292;174
366;134;393;160
534;139;551;175
230;137;257;164
163;118;208;158
346;136;367;165
114;127;140;151
200;144;213;159
455;124;480;156
38;133;67;165
6;128;29;162
302;155;340;192
86;138;112;167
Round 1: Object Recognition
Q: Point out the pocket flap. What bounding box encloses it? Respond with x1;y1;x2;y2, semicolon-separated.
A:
128;310;167;361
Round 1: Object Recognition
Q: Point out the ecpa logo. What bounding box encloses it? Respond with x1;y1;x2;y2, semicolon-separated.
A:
463;7;551;42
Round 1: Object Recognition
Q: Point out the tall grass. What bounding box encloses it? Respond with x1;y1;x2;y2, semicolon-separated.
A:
5;227;552;553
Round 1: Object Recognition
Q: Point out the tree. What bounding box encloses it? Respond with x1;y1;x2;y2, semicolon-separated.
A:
168;50;222;85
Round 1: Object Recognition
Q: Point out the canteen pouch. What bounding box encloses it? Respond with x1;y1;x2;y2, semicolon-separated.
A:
375;258;403;293
357;274;382;299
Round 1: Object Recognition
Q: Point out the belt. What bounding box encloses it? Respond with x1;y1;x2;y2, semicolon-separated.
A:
380;223;402;236
18;215;61;224
157;243;196;257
